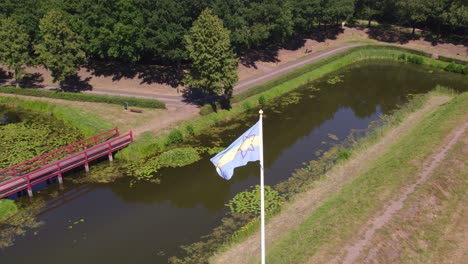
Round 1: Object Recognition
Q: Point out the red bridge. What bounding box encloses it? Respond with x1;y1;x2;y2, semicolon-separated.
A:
0;127;133;198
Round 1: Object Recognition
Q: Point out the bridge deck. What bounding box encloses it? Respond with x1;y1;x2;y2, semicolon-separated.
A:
0;128;133;198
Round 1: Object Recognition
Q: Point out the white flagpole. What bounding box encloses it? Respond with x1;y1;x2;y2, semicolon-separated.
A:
259;109;265;264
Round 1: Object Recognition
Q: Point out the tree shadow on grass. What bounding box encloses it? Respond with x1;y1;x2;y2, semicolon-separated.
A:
86;60;185;89
59;73;93;92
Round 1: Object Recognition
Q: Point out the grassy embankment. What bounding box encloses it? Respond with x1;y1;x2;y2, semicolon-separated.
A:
0;97;112;137
118;45;464;161
0;86;166;109
262;91;467;263
0;200;17;222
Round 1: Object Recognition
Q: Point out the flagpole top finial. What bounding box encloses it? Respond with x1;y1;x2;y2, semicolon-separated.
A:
259;109;263;115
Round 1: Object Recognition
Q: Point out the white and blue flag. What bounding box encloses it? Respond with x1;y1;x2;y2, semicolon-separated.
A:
210;121;261;180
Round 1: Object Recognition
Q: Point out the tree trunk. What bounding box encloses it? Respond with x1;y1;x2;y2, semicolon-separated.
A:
368;19;372;28
412;25;416;36
14;70;19;88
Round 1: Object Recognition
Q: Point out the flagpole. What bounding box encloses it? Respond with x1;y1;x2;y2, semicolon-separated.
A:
259;109;265;264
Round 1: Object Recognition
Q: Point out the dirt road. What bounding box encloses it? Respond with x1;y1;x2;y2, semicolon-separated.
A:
85;43;363;106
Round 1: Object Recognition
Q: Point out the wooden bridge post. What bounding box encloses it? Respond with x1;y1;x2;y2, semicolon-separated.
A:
84;152;90;172
108;142;113;162
26;176;33;197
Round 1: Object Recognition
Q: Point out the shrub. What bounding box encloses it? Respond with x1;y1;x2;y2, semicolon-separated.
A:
185;124;195;136
165;129;184;146
199;104;214;115
337;148;352;161
445;63;467;74
258;95;266;107
407;55;423;65
398;53;407;61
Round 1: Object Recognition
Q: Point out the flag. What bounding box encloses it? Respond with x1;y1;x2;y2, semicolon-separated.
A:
210;121;261;180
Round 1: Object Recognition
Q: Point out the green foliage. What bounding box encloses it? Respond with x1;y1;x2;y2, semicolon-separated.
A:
199;104;215;116
0;17;31;87
407;55;424;65
445;63;468;75
226;185;285;216
165;129;184;146
35;10;86;82
0;86;165;109
185;124;195;136
0;198;44;249
0;200;17;222
0;103;84;168
158;147;201;168
258;95;266;107
0;96;111;137
337;148;352;161
184;9;238;97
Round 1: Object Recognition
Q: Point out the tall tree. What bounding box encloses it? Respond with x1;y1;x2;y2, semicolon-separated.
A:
184;9;238;97
0;18;31;87
35;10;86;83
355;0;385;27
396;0;430;35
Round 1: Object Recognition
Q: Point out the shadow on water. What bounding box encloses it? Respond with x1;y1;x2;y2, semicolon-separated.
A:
1;60;467;264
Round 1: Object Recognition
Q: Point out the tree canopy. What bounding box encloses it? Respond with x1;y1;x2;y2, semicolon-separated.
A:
34;10;86;83
0;17;31;87
184;9;238;97
0;0;465;66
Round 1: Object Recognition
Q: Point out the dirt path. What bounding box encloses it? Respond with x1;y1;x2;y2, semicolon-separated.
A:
341;121;468;264
211;96;452;264
84;43;362;105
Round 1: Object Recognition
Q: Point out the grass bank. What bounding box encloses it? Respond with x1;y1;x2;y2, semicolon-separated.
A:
0;200;17;223
118;45;465;162
0;97;112;137
0;86;166;109
264;91;467;262
170;88;456;263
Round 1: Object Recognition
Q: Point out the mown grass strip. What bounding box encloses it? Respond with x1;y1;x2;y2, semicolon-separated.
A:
264;92;467;263
0;86;166;109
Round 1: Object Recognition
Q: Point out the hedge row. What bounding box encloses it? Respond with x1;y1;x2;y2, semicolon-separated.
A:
0;86;166;109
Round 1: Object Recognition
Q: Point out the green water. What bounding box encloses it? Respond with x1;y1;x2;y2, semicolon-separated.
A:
0;61;466;263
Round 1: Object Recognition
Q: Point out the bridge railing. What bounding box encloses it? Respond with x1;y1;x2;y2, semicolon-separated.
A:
0;127;119;180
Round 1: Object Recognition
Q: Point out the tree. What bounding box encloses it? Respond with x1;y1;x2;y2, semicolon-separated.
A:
0;18;31;87
355;0;385;27
184;9;238;97
396;0;430;35
35;10;86;83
